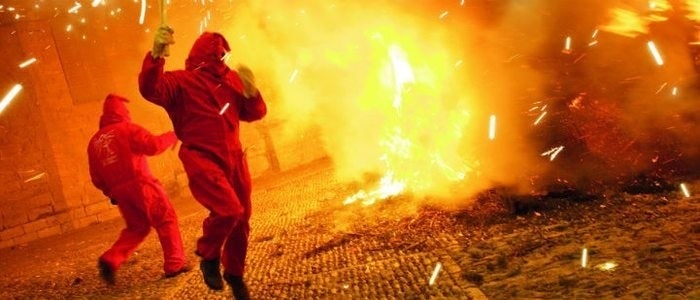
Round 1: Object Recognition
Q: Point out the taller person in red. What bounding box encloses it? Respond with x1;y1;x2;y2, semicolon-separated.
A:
139;26;267;299
88;94;189;284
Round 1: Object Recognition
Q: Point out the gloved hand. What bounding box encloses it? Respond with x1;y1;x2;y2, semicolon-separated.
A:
152;26;175;59
237;65;258;98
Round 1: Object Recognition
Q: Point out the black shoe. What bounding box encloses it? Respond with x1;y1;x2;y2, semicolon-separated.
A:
200;258;224;290
165;264;192;278
98;259;115;285
224;273;250;300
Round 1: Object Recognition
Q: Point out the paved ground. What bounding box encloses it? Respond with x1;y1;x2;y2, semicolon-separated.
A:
0;159;698;299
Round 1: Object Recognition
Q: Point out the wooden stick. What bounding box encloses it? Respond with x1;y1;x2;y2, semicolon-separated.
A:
160;0;170;57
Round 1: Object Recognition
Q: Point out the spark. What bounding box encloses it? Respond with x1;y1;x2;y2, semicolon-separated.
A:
534;111;547;125
68;2;81;14
18;58;37;68
439;11;448;19
219;102;230;115
460;0;465;5
138;0;146;25
588;40;598;47
454;60;463;68
66;24;73;32
541;145;564;161
671;86;678;96
91;0;103;7
680;183;691;197
655;82;668;94
24;172;46;183
581;248;588;268
289;69;299;83
0;84;23;115
591;29;599;38
563;36;572;53
488;114;496;140
647;41;664;65
596;261;617;271
429;262;442;285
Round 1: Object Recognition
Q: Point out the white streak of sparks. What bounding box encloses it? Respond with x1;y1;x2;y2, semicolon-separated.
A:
592;29;599;38
488;114;496;140
588;40;598;47
289;69;299;83
138;0;146;25
564;36;572;52
680;183;691;197
68;2;81;14
19;58;37;68
219;103;230;115
460;0;465;5
581;248;588;268
672;86;678;96
596;261;617;271
24;172;46;183
655;82;668;94
429;262;442;285
534;111;547;125
541;145;565;161
0;84;23;115
647;41;664;65
439;11;448;19
91;0;103;7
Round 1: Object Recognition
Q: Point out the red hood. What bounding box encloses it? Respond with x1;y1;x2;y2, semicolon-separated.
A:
99;94;131;128
185;32;231;77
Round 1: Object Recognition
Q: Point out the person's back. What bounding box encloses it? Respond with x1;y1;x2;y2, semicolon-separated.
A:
87;94;189;284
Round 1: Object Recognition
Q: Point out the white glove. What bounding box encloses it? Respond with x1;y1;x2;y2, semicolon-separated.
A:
152;26;175;59
237;65;258;98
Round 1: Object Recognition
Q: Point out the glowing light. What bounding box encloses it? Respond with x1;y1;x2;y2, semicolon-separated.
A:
655;82;668;94
138;0;146;25
91;0;103;7
289;69;299;83
66;24;73;32
0;84;23;115
439;11;448;19
563;36;572;53
388;44;415;108
581;248;588;268
343;172;406;206
671;86;678;96
534;111;547;125
460;0;465;5
647;41;664;65
18;58;37;68
68;2;82;14
591;29;599;38
542;145;564;161
454;60;463;68
24;172;46;183
219;102;230;115
429;262;442;285
596;261;617;271
680;183;691;198
600;8;649;38
588;40;598;47
488;114;496;140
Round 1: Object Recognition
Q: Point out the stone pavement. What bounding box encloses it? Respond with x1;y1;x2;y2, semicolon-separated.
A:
0;158;698;299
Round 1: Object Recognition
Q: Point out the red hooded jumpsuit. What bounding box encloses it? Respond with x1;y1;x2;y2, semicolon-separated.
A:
138;32;267;277
88;94;186;275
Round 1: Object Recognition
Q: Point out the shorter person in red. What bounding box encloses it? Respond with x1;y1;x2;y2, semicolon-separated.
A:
139;26;266;300
88;94;190;284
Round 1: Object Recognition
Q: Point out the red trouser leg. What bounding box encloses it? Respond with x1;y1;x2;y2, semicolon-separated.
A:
143;181;187;274
100;189;151;271
221;154;252;276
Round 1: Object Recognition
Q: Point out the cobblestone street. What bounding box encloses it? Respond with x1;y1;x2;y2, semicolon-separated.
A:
0;159;698;299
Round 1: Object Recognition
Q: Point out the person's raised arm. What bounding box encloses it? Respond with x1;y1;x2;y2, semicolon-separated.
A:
138;26;178;108
236;65;267;122
129;124;177;156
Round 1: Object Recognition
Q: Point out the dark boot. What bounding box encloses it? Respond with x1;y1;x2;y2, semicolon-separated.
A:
98;259;115;285
199;258;224;290
224;273;250;300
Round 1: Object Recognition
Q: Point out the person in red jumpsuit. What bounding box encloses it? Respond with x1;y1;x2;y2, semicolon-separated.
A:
88;94;190;284
139;26;267;299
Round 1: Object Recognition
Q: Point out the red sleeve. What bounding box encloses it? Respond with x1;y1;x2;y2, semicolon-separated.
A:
129;124;177;156
138;52;178;108
239;92;267;122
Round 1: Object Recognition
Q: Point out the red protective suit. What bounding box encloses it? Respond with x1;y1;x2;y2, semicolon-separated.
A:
88;94;186;275
138;32;267;277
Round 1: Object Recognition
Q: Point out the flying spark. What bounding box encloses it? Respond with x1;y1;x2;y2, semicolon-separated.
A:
680;183;691;197
439;11;448;19
655;82;667;94
542;145;564;161
429;262;442;285
534;111;547;125
671;86;678;96
647;41;664;65
138;0;146;25
24;172;46;183
219;102;230;115
581;248;588;268
488;114;496;140
68;2;82;14
596;261;617;271
289;69;299;83
0;84;23;115
91;0;103;7
563;36;572;53
18;58;37;68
